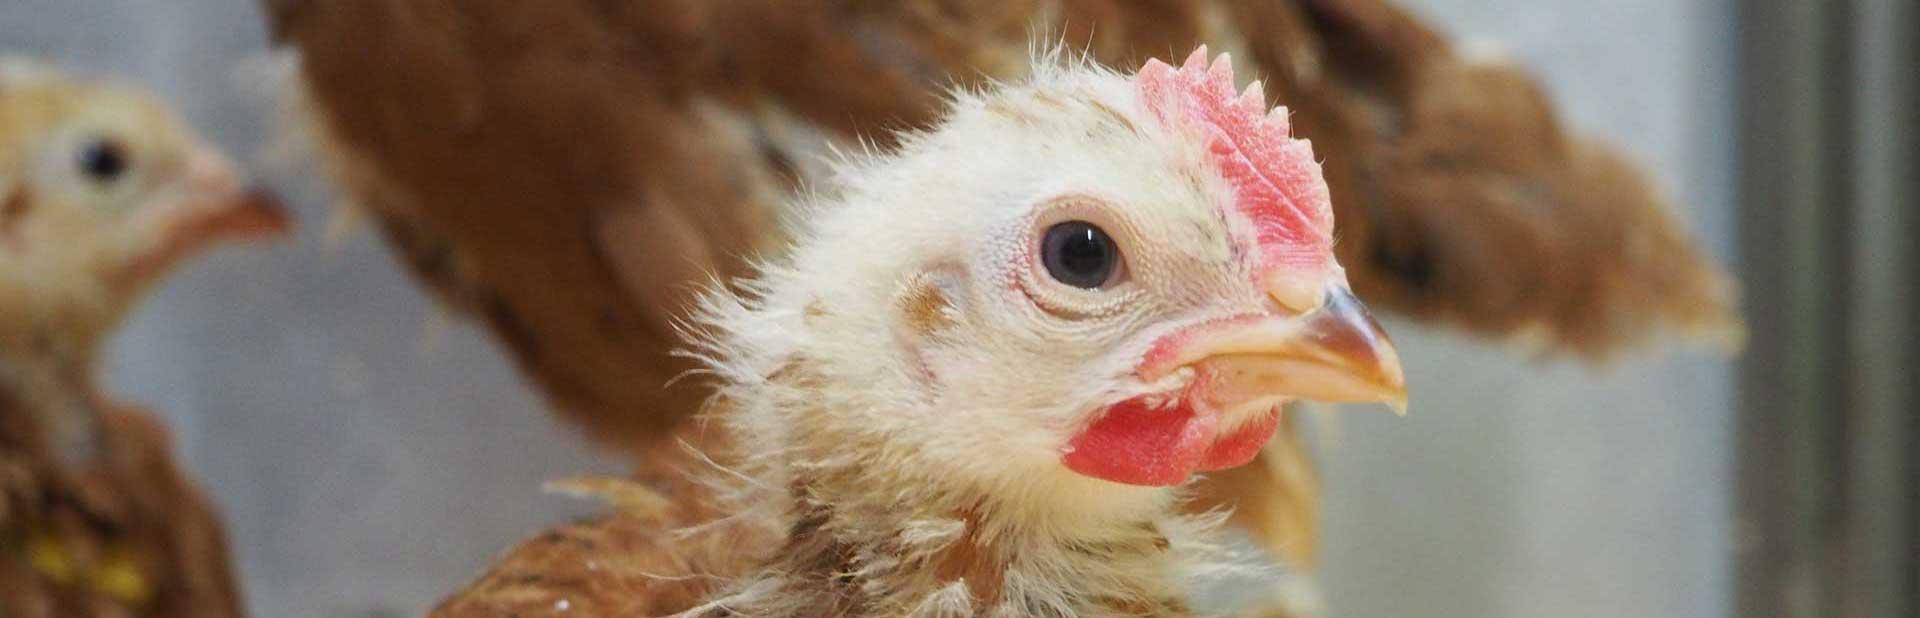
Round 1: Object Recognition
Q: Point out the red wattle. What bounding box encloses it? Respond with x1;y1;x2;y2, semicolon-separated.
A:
1063;392;1287;486
1063;397;1217;486
1198;408;1281;471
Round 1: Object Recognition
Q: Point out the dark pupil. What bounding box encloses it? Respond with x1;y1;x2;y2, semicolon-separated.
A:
78;138;127;182
1042;221;1117;289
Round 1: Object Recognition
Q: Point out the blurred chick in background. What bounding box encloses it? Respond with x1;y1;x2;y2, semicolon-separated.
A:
0;58;285;618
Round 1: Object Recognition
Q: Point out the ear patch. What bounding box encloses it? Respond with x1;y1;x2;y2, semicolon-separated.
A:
2;185;33;252
893;266;967;388
802;299;830;328
897;270;958;336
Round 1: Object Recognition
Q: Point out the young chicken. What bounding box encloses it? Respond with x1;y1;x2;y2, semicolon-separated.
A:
651;48;1404;617
0;58;285;617
275;6;1738;598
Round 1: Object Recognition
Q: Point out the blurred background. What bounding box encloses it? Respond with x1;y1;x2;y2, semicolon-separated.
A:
0;1;1910;617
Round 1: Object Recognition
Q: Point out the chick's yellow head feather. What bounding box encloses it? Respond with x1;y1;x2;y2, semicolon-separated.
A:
0;59;285;354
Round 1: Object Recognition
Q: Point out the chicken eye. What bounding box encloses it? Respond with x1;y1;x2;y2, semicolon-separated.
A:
76;137;128;184
1041;221;1121;289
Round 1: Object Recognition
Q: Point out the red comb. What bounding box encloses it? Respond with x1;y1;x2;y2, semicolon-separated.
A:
1136;47;1335;280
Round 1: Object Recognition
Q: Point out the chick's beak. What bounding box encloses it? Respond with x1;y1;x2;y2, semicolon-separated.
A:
118;148;289;286
1062;284;1405;487
1144;286;1408;415
184;186;289;243
173;147;291;243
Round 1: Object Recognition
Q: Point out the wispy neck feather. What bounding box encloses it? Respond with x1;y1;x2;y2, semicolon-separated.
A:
672;344;1251;617
680;434;1237;617
0;336;104;468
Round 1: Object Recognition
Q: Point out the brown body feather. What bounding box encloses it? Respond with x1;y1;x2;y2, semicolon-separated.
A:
0;385;242;618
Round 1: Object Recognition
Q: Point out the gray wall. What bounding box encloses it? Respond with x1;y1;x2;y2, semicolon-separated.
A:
0;1;1738;616
1318;3;1738;617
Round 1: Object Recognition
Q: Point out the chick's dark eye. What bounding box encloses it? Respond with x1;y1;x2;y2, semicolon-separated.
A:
1041;220;1121;289
77;138;128;183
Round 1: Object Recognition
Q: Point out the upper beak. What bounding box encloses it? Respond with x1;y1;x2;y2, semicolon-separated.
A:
174;146;292;242
1139;285;1407;415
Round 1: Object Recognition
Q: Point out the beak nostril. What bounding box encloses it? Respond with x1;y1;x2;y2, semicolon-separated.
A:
1264;273;1326;315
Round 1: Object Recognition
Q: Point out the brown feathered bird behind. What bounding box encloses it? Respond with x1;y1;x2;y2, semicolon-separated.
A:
263;0;1739;615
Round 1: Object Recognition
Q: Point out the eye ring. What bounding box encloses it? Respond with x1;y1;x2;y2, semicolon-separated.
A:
76;136;129;184
1040;220;1125;289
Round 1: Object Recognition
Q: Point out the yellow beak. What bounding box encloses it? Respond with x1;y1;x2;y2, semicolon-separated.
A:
1139;286;1408;415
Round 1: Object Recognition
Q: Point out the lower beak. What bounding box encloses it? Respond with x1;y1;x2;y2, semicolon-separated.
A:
1143;286;1407;414
193;188;292;241
117;187;290;287
166;146;291;244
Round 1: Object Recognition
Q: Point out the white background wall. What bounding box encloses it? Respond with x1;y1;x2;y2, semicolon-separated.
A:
0;1;1738;616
